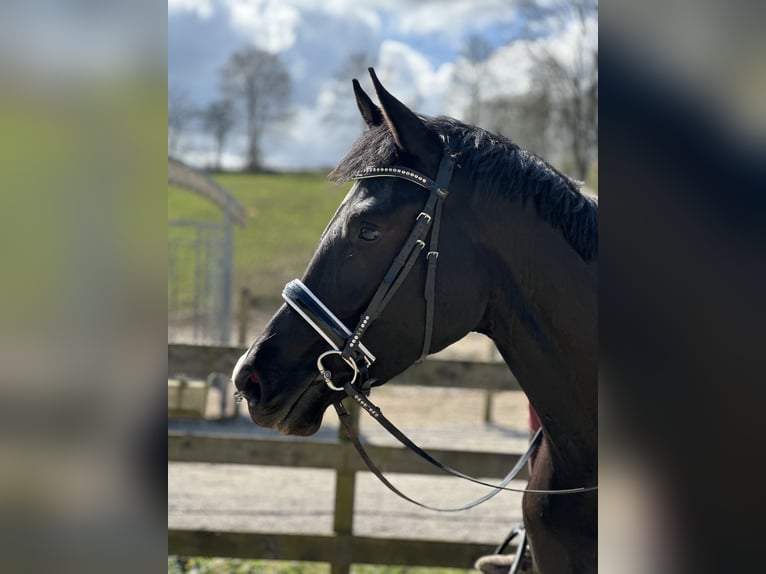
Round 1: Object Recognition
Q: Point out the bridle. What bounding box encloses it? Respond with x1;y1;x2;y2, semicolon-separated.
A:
284;147;456;391
281;147;597;511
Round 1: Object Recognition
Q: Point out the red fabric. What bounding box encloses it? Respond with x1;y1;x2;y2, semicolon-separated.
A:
529;403;541;432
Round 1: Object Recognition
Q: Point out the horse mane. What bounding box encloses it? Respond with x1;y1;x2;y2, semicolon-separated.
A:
329;115;598;261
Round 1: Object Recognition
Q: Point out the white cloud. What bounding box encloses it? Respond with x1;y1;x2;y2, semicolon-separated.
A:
168;0;215;19
209;0;514;48
475;14;597;104
393;0;517;40
170;1;597;170
481;41;536;101
223;0;301;53
377;42;434;101
302;0;382;33
375;41;454;115
218;1;382;74
181;148;249;171
266;105;360;169
538;15;598;69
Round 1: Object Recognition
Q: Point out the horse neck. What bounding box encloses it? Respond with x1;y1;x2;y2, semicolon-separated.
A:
477;196;597;476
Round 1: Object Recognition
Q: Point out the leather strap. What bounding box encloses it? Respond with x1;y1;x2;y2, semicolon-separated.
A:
509;526;529;574
339;381;595;495
419;150;454;361
492;524;530;574
419;196;445;362
342;152;455;366
334;400;541;511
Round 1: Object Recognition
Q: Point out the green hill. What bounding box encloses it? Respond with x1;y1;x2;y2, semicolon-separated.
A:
168;171;352;305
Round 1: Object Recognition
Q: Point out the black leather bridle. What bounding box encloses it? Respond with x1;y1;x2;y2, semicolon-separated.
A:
284;147;456;392
282;148;597;512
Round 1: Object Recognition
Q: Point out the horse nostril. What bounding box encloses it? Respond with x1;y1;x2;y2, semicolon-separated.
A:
243;371;262;405
233;364;262;405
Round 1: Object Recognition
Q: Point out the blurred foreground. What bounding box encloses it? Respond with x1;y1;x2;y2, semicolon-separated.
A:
0;1;764;573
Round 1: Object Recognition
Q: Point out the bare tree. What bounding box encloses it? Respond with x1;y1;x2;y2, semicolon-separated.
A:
201;99;236;171
220;46;291;172
168;86;197;158
520;0;598;180
322;51;374;129
485;88;554;157
451;35;493;125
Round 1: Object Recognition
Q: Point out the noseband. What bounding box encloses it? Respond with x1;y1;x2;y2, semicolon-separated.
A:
282;147;597;510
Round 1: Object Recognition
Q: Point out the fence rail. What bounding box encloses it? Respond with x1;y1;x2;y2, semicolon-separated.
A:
169;343;520;391
168;432;528;479
169;530;500;570
168;343;526;572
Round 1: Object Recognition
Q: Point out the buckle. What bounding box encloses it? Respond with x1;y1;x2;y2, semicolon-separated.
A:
426;251;439;260
417;212;432;223
317;349;359;391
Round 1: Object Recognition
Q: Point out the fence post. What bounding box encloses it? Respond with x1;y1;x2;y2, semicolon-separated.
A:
483;342;498;423
237;287;250;347
483;391;494;423
332;399;359;574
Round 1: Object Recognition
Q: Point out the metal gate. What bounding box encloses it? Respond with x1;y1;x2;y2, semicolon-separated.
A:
168;220;230;344
167;158;246;345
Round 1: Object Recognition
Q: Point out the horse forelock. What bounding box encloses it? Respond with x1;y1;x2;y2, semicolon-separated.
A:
330;115;598;261
329;124;400;181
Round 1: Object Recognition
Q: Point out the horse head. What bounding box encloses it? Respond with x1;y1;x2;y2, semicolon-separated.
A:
232;69;490;435
232;67;598;574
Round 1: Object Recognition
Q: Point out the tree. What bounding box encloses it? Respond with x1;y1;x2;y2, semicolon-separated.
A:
201;99;236;171
484;88;554;157
322;51;374;130
519;0;598;181
451;35;493;126
168;86;197;158
220;46;291;172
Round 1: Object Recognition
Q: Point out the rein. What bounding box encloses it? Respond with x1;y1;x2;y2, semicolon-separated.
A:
335;398;543;512
282;148;597;510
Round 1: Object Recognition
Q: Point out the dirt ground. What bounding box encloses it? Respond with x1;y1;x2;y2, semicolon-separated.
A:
168;332;532;547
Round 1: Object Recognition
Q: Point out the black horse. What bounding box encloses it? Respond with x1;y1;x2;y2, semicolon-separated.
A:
233;69;597;574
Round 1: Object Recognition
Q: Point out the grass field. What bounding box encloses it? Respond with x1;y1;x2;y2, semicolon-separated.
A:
168;171;352;306
168;166;596;319
168;556;472;574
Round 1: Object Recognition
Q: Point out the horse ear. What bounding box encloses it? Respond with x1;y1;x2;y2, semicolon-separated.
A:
368;67;442;164
353;79;383;128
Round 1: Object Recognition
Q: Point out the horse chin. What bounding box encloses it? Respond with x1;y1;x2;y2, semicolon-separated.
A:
275;415;324;437
273;379;335;436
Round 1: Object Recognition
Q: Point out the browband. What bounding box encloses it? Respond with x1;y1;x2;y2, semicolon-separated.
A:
351;166;450;197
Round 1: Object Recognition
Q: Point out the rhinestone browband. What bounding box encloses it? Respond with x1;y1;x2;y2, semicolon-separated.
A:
352;166;449;197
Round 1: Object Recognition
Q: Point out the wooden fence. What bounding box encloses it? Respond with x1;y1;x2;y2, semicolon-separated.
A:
168;343;527;573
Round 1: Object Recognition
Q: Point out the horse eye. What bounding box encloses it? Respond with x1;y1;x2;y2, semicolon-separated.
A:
359;225;380;241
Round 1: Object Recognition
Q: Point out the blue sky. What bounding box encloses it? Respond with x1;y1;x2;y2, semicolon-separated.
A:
168;0;595;169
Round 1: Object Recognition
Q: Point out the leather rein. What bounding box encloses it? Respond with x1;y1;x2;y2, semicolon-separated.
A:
282;148;597;511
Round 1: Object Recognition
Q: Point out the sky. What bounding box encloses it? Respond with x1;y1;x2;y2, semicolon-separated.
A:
168;0;596;170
